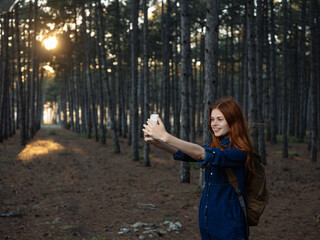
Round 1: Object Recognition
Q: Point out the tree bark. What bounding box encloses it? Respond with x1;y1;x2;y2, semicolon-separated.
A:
94;0;106;144
163;0;171;133
173;0;180;138
143;0;150;167
310;0;318;162
131;0;139;160
180;0;192;183
30;0;38;139
270;0;277;144
201;0;219;189
0;13;9;142
282;0;288;158
247;0;259;152
256;0;266;164
299;0;307;141
98;0;120;153
242;3;248;118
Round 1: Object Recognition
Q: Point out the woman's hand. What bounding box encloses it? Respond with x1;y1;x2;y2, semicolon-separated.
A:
142;117;168;142
144;132;161;146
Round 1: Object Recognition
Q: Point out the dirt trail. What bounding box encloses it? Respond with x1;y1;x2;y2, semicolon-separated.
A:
0;127;319;239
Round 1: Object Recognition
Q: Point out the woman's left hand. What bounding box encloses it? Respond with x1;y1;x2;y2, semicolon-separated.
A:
142;117;167;142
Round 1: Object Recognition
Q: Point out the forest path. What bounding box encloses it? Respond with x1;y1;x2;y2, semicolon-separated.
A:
0;127;320;239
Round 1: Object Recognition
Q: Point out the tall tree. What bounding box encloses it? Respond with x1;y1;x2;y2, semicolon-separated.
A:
269;0;277;144
131;0;139;161
310;0;319;162
247;0;258;151
94;0;106;144
256;0;266;164
143;0;150;166
180;0;191;183
0;13;9;142
86;2;99;141
201;0;219;189
282;0;288;158
30;0;38;138
162;0;171;133
15;4;27;145
173;0;180;138
98;0;120;153
242;3;248;118
115;0;127;138
298;0;307;141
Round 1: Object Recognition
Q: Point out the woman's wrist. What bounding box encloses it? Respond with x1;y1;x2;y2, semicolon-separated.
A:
161;132;170;143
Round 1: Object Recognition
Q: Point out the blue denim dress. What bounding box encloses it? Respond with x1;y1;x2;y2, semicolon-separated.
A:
173;138;248;240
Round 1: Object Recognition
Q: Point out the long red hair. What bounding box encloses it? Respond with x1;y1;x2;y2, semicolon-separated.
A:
209;97;254;172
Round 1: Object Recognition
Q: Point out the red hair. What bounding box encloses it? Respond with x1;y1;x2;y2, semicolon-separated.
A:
209;97;254;172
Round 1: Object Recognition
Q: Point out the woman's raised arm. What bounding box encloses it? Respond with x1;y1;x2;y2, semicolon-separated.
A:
143;118;205;161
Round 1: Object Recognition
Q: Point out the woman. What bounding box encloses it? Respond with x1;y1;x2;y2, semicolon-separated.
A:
142;97;253;240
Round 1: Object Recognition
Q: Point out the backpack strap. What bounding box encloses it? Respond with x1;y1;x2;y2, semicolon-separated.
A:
225;168;249;238
225;168;239;189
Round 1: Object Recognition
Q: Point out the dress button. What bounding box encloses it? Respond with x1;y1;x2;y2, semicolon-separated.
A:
213;151;215;154
210;172;213;175
208;183;211;186
205;205;207;208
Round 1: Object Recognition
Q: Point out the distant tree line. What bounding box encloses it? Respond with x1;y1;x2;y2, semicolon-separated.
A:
0;0;319;183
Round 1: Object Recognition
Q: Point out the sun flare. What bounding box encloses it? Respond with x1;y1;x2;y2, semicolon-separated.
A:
43;36;57;50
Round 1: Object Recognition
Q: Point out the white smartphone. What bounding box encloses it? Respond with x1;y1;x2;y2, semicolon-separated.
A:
150;114;159;123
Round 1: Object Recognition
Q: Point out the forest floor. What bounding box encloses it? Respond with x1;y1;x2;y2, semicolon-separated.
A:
0;125;320;240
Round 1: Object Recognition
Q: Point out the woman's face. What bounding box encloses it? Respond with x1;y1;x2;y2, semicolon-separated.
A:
210;108;230;138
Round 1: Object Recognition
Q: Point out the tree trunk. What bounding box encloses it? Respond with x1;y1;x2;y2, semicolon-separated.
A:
310;0;318;162
197;33;205;137
98;0;120;153
94;0;106;144
131;0;139;160
265;0;271;142
173;0;180;137
230;3;235;97
25;0;33;140
270;0;277;144
30;0;38;139
163;0;171;133
10;15;15;136
201;0;219;189
242;3;248;118
189;34;196;143
282;0;288;158
0;13;9;142
256;0;266;164
222;38;228;97
85;2;99;141
180;0;192;183
247;0;259;152
143;0;150;167
299;0;307;141
74;8;81;134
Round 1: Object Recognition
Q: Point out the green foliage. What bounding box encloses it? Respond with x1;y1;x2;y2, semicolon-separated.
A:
274;151;299;157
48;130;57;135
190;162;200;170
62;135;78;140
90;236;106;240
77;132;87;138
276;135;306;143
45;81;60;103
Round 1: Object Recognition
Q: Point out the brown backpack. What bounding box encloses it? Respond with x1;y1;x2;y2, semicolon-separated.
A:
225;152;269;227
